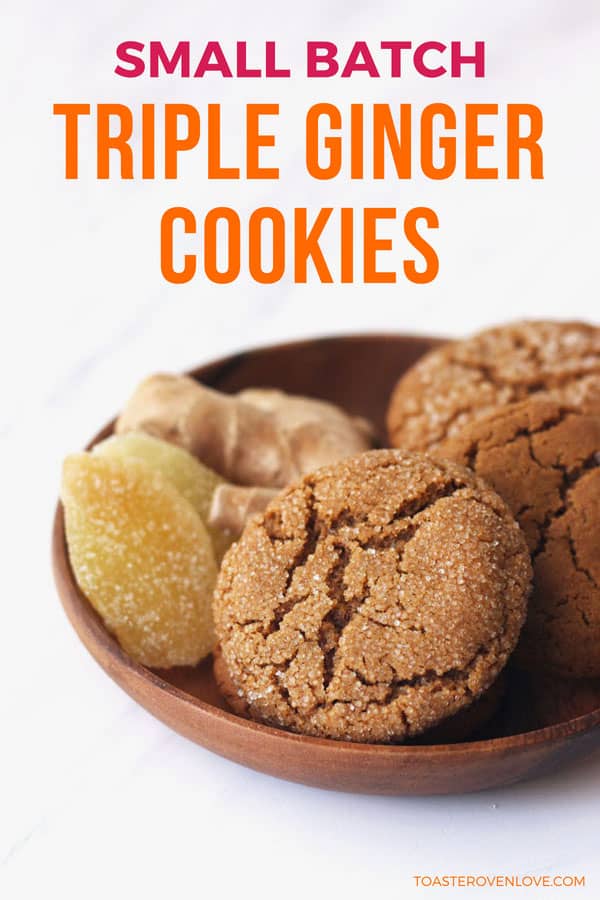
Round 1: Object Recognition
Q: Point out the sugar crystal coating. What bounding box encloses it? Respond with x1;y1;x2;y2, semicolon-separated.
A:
387;320;600;452
214;645;506;744
61;453;217;668
94;432;232;561
439;396;600;677
214;449;532;743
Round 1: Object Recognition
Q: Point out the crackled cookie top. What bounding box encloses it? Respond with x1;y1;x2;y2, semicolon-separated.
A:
213;450;531;743
213;644;506;744
387;320;600;452
439;397;600;678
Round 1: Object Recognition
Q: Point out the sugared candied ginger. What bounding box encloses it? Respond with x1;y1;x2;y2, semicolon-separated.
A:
93;431;232;561
61;453;217;668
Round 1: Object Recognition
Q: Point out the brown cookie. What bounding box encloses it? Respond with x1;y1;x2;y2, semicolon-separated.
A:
213;644;250;718
214;644;506;744
411;672;507;744
438;396;600;678
387;320;600;452
213;450;531;744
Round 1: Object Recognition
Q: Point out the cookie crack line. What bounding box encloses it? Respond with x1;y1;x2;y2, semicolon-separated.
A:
316;485;503;699
452;351;599;395
388;477;467;523
260;476;520;705
264;482;320;634
531;450;600;560
459;407;600;564
308;575;514;718
315;513;446;694
567;526;599;593
265;475;468;636
317;513;436;693
284;481;320;586
463;405;578;467
315;634;504;718
396;403;475;449
391;654;482;698
317;544;358;690
388;322;600;451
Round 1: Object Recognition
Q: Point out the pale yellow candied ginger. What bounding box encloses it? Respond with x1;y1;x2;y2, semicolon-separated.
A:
93;432;233;561
61;453;218;668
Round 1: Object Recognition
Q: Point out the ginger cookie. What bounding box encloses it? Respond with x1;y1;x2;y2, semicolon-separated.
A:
412;673;507;744
214;646;505;744
438;396;600;677
213;644;250;718
213;450;531;744
387;320;600;452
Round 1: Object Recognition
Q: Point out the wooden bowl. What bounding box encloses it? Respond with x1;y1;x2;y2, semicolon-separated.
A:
52;334;600;795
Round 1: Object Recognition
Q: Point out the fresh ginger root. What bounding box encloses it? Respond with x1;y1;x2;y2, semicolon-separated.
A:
116;374;375;489
209;484;278;537
93;432;233;561
61;454;217;668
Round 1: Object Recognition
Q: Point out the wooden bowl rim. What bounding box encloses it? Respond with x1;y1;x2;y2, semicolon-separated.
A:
52;332;600;760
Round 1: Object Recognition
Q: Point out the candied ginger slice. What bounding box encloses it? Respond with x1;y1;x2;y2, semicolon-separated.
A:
93;432;233;560
61;453;217;668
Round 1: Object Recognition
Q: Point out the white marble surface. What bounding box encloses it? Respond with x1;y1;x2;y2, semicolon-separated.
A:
2;1;600;897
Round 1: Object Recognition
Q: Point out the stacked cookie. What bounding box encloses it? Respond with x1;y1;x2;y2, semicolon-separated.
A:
387;320;600;730
213;320;600;742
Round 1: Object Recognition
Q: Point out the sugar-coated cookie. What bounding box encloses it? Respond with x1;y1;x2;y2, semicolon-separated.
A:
387;320;600;452
439;396;600;677
213;450;531;743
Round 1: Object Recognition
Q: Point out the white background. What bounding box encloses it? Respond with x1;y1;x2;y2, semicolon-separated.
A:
2;1;599;898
